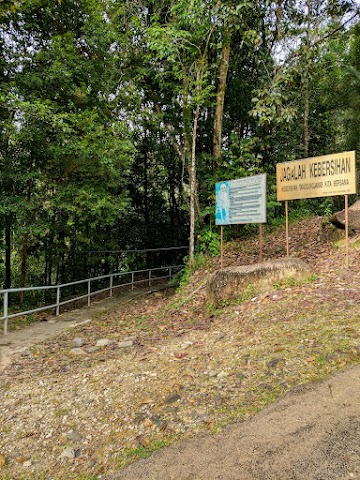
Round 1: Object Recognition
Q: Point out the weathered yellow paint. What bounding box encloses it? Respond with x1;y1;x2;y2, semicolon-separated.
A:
276;151;357;201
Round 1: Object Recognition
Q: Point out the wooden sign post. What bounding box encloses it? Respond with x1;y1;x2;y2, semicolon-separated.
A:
285;200;289;257
345;195;349;268
259;224;263;262
220;225;224;269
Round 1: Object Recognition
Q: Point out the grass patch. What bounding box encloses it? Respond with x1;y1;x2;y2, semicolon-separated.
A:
119;439;172;468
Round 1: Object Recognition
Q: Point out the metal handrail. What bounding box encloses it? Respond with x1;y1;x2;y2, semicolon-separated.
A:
0;264;183;335
84;246;188;254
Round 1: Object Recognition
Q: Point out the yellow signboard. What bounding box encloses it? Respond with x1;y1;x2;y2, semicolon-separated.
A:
276;151;357;201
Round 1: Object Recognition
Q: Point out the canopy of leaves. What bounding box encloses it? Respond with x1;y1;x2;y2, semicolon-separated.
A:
0;0;359;290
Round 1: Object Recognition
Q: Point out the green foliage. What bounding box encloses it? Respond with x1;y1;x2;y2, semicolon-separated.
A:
237;283;257;303
266;177;283;226
177;253;209;289
306;274;319;283
126;439;170;460
198;227;221;257
273;274;318;290
1;0;359;296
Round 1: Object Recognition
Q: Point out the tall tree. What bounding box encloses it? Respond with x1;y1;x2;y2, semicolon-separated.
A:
0;0;134;287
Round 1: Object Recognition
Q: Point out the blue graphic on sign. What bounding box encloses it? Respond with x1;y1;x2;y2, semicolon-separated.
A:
215;174;267;226
215;181;230;225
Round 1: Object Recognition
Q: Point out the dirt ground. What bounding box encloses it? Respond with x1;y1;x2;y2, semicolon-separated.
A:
114;365;360;480
0;286;163;372
3;295;360;480
1;217;360;480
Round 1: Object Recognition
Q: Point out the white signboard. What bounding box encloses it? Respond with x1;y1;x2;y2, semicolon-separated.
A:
215;174;267;226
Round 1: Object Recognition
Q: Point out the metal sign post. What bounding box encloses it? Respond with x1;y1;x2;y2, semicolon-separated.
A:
259;224;263;262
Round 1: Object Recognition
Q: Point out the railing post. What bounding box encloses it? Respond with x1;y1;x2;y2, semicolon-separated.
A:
132;272;134;291
88;280;91;307
56;286;60;316
148;270;151;288
110;275;113;297
3;291;8;335
169;266;172;280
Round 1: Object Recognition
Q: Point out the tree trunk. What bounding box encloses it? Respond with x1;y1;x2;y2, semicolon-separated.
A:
303;75;309;158
20;185;31;303
189;70;202;268
143;131;152;266
4;217;11;289
303;0;311;158
19;232;29;305
212;26;231;161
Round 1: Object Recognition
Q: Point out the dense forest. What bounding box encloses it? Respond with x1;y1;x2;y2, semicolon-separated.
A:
1;0;360;291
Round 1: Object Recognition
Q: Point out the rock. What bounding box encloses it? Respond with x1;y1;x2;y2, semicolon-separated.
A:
143;418;153;428
151;415;166;429
69;348;87;356
164;392;181;404
86;346;100;353
267;357;284;369
73;338;84;347
207;258;312;307
67;430;82;442
96;339;112;347
330;199;360;231
23;460;32;467
124;336;137;342
196;412;210;422
136;435;150;448
60;447;76;460
118;340;134;348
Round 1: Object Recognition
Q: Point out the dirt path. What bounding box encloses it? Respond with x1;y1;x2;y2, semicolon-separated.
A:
0;286;164;372
114;365;360;480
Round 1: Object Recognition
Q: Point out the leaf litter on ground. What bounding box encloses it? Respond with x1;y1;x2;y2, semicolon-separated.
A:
1;216;360;479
